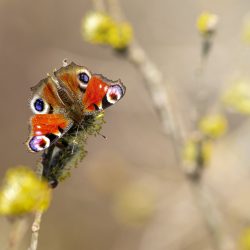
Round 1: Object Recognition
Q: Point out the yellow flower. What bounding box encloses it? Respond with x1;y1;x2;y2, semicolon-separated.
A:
182;137;212;169
107;22;133;50
199;114;227;138
239;227;250;250
0;166;51;216
197;11;218;35
222;79;250;114
81;11;133;50
82;12;114;45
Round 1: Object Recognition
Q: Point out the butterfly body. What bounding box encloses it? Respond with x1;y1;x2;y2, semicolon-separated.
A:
27;61;126;153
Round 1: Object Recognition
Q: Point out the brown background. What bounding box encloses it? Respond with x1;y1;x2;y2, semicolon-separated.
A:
1;0;250;249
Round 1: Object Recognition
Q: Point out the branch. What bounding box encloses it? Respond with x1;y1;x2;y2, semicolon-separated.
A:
27;163;44;250
28;211;43;250
101;0;235;249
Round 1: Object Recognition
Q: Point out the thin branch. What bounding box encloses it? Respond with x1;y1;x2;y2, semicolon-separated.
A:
106;0;185;143
27;163;44;250
127;42;185;142
102;0;235;249
191;181;235;250
28;212;43;250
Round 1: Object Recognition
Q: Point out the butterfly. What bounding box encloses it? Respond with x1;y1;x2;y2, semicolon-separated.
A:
26;61;126;153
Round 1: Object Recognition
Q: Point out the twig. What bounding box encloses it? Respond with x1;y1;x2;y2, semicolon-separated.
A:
101;0;235;249
127;42;186;142
191;181;235;250
28;212;43;250
27;163;44;250
106;0;185;142
126;40;233;249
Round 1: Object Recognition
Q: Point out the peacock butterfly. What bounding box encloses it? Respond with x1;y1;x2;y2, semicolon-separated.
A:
26;60;126;153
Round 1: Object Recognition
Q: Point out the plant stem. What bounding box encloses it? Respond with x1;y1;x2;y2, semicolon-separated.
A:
28;212;43;250
27;163;44;250
101;0;235;249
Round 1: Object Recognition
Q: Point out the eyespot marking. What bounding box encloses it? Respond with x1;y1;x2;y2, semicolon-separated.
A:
77;69;91;91
79;72;89;84
101;84;125;109
30;95;50;114
28;135;50;152
34;98;44;112
106;85;123;104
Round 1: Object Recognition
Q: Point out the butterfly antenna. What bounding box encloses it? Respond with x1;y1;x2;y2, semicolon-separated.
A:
63;58;68;67
98;132;107;139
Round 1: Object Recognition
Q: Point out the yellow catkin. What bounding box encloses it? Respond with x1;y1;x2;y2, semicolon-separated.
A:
222;79;250;115
199;114;227;139
0;166;51;216
182;138;212;167
82;11;133;49
197;11;218;35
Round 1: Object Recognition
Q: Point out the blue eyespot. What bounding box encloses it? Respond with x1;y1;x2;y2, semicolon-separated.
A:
34;98;44;112
79;72;89;84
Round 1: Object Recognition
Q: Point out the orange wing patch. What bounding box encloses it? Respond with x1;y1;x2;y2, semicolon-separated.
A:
27;114;73;152
82;76;108;111
31;114;71;136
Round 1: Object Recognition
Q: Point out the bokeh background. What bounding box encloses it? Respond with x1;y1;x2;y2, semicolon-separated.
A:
1;0;250;249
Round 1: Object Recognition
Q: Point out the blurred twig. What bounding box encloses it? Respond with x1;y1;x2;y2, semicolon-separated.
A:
127;42;185;142
191;181;235;250
99;0;235;249
105;0;185;143
27;163;44;250
28;212;43;250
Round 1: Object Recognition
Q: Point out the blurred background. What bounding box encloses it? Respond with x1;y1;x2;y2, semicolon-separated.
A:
1;0;250;249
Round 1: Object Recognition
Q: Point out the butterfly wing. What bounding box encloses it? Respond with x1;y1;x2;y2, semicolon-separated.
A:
27;62;126;152
27;76;73;152
82;74;126;113
54;62;91;96
55;62;126;113
27;114;73;152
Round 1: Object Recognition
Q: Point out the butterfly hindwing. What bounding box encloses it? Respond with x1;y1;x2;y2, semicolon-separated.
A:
27;114;73;152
